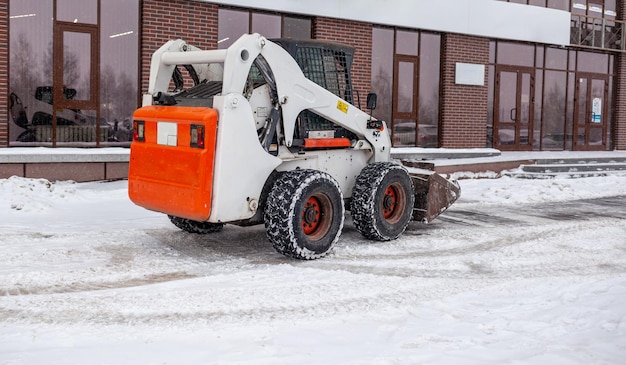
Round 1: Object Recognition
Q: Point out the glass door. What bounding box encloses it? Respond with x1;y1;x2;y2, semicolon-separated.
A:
494;66;535;150
574;73;608;150
53;22;100;146
392;55;418;146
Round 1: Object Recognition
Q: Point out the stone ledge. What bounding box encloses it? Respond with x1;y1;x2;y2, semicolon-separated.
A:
0;161;129;182
391;147;501;161
0;147;130;164
434;160;535;176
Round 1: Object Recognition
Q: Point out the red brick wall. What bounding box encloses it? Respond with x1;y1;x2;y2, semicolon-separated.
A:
615;56;626;150
439;33;489;148
140;0;218;94
0;0;8;147
613;0;626;150
312;17;372;107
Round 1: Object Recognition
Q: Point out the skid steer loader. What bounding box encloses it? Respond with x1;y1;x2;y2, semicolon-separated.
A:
128;33;460;260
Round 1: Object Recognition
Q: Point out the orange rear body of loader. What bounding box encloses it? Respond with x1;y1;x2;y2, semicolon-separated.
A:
128;106;218;222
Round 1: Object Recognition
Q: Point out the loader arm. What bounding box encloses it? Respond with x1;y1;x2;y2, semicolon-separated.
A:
146;33;390;162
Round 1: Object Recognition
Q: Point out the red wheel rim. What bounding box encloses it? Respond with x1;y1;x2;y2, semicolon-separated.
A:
382;185;398;219
302;196;322;235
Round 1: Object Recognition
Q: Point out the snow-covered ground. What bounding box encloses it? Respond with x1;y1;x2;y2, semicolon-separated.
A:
1;172;625;364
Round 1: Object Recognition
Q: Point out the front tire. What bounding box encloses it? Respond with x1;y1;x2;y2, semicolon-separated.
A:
351;162;415;241
168;215;224;234
264;169;344;260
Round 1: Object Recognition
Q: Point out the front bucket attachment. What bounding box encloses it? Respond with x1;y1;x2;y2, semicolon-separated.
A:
410;170;461;223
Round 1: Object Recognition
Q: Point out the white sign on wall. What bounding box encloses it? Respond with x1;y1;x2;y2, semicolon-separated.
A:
455;63;485;86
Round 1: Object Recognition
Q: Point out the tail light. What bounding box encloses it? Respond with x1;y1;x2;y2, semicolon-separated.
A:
133;120;145;142
190;124;205;149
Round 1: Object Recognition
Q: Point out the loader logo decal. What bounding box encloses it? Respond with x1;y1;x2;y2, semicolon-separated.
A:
336;100;349;114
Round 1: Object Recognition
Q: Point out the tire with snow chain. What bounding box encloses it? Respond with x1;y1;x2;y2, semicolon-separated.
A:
168;215;224;234
351;162;415;241
264;169;344;260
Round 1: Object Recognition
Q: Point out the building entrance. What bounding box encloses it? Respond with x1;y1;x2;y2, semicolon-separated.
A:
52;22;101;146
392;55;419;146
494;66;535;150
574;73;609;150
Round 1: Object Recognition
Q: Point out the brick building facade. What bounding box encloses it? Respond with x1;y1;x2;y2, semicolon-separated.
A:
615;0;626;150
1;0;624;151
0;0;8;148
440;34;490;148
141;0;219;94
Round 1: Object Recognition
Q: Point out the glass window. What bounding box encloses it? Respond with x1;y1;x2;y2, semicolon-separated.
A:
9;0;54;145
577;51;608;73
218;8;249;49
371;27;394;123
587;1;604;16
219;9;312;46
284;17;311;39
57;0;97;24
547;0;569;10
418;33;440;147
536;45;544;68
396;30;418;56
534;70;543;150
498;71;518;126
9;0;139;147
496;42;535;67
542;71;567;150
53;108;101;146
373;27;441;147
566;72;575;150
100;0;139;145
252;13;281;39
396;61;415;114
571;1;586;15
605;0;617;17
569;50;577;70
529;0;547;6
545;47;568;69
419;33;440;126
393;119;416;146
63;31;92;101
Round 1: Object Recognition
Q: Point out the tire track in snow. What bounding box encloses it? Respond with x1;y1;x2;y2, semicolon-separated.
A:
1;196;624;327
0;272;196;297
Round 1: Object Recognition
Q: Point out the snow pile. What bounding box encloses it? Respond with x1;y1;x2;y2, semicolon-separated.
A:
0;177;164;234
0;176;78;213
458;174;626;205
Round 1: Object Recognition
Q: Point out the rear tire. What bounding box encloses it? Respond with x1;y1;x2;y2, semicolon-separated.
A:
351;162;415;241
264;169;344;260
168;215;224;234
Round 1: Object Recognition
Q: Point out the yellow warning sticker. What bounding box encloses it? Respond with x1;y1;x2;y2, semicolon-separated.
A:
336;100;349;114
